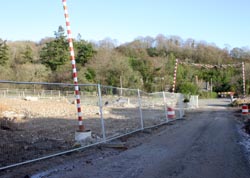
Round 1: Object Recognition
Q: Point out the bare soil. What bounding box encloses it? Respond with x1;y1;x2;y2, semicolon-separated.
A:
33;109;250;178
2;108;249;178
0;97;166;168
1;99;250;178
0;118;174;178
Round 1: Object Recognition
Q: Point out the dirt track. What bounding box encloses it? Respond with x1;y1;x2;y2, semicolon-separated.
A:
27;107;250;178
1;99;250;178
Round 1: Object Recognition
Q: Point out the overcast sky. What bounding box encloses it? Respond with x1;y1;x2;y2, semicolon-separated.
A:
0;0;249;49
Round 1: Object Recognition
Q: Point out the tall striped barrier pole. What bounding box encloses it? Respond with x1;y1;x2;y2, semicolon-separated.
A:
62;0;87;136
242;62;246;98
172;58;178;93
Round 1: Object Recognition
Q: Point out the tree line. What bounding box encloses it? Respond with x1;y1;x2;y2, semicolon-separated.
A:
0;26;250;96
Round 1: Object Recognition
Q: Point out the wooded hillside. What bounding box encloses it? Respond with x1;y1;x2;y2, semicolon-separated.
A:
0;26;249;96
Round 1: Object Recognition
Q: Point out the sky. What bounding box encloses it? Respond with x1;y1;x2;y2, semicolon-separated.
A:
0;0;250;49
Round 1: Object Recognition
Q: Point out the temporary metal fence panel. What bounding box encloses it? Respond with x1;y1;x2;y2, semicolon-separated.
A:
189;95;199;108
99;85;141;139
0;82;103;168
0;80;185;170
140;91;166;128
175;93;185;118
164;92;178;107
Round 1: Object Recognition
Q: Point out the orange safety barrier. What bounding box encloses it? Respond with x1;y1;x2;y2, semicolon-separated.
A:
167;107;175;119
242;105;248;115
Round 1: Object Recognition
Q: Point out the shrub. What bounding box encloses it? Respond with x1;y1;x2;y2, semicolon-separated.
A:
178;82;199;95
199;91;217;99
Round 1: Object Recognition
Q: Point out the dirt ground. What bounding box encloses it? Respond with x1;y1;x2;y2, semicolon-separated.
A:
0;118;180;178
1;107;250;178
0;97;167;169
32;109;250;178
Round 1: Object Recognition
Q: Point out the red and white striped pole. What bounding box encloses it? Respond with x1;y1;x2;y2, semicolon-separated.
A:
62;0;84;132
242;62;246;98
172;58;178;93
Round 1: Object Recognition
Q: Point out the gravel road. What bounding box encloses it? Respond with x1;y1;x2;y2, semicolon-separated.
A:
34;105;250;178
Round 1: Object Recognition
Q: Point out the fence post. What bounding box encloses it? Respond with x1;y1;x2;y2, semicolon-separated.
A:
98;84;106;142
195;95;199;108
178;93;184;118
181;94;185;117
137;89;144;130
163;92;169;123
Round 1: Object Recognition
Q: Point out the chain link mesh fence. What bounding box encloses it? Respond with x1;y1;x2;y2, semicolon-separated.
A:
0;81;184;170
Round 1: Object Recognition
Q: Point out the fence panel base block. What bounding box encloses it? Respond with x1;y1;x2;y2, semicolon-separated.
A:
75;130;92;142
